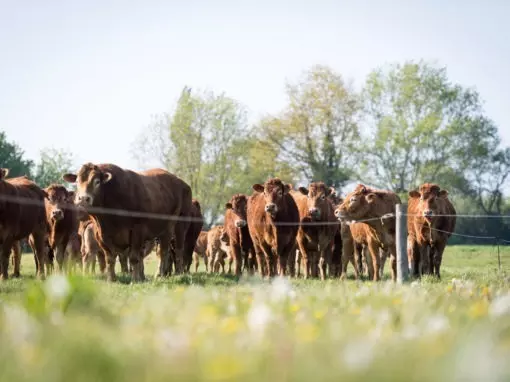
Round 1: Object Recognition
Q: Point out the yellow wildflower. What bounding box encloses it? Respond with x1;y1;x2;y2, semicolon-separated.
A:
203;354;245;380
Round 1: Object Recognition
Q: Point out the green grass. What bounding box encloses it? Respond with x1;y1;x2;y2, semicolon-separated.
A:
0;245;510;381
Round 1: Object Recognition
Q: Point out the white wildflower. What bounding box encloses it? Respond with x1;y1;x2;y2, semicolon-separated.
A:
489;294;510;318
401;325;420;340
157;328;190;355
3;305;37;344
247;303;272;335
425;314;449;334
343;338;375;370
44;274;70;300
271;277;294;302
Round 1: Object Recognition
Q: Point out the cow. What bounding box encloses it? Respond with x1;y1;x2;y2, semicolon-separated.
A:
63;163;193;282
0;169;48;280
326;187;343;278
335;184;401;282
206;225;229;273
224;193;255;276
10;240;22;278
193;231;208;273
183;199;204;273
407;183;456;279
44;184;79;273
79;220;106;275
291;182;338;280
247;178;300;278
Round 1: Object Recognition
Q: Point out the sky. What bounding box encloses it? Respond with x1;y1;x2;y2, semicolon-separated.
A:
1;0;509;171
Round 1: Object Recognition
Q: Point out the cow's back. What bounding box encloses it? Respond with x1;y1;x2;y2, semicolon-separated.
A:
0;177;47;240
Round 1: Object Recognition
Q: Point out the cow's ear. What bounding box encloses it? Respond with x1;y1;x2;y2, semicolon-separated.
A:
366;193;378;203
438;189;449;198
287;183;293;190
42;190;49;200
102;172;113;184
252;184;264;193
328;187;336;196
408;190;420;198
63;173;77;183
225;202;233;209
298;186;308;195
283;184;291;194
0;168;9;180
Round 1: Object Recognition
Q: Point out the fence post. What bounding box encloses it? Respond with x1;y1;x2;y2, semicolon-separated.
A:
396;203;409;284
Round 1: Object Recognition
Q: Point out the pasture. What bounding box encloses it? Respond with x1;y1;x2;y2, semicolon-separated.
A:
1;245;510;382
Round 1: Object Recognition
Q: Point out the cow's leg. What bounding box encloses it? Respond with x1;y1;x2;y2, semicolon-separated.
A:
362;245;374;280
154;236;170;278
261;243;273;278
31;229;49;280
193;253;199;273
367;240;381;281
207;247;215;274
226;252;234;274
117;251;129;275
432;240;446;279
0;240;13;280
230;244;242;277
54;242;66;273
127;226;145;283
297;241;311;279
11;241;21;278
97;251;106;274
341;237;354;280
287;243;296;278
319;244;332;281
295;249;302;278
379;248;387;279
389;244;397;282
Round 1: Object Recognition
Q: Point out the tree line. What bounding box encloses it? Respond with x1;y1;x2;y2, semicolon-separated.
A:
2;60;509;244
131;60;510;243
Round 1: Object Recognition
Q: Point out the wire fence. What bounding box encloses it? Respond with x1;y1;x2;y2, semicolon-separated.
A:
0;193;509;269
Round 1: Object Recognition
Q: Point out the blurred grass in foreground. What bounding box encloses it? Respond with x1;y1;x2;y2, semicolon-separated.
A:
0;245;509;382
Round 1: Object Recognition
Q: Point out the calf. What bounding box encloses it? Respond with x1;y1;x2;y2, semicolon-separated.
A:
63;163;193;282
247;178;299;278
335;184;400;281
206;225;229;273
291;182;338;280
80;220;106;274
0;169;48;280
44;184;79;273
408;183;456;279
193;231;208;273
224;193;255;276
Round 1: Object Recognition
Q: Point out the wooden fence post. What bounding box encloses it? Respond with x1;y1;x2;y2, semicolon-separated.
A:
396;203;409;284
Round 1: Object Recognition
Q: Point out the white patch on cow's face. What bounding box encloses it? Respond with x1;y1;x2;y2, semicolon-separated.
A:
76;189;94;207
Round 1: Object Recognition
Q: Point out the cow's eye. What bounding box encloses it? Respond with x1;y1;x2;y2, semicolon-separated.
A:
320;195;326;200
349;196;356;203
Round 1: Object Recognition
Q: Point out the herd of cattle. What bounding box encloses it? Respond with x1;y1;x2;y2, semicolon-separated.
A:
0;162;457;282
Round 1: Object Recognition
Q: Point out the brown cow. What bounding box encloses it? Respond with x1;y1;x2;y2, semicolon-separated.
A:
247;178;300;278
193;231;208;273
335;184;401;281
10;240;22;278
291;182;338;280
408;183;456;279
224;193;255;276
44;184;80;273
0;169;48;279
206;225;229;273
183;199;204;273
63;163;192;282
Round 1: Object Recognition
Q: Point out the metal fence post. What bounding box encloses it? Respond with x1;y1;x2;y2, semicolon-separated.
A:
396;203;409;284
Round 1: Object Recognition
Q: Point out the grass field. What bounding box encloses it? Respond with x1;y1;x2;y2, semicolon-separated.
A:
1;245;510;381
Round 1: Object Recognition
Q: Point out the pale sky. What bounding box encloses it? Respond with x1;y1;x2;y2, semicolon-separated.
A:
1;0;509;171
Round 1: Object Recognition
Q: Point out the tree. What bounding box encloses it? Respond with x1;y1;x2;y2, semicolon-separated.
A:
0;132;33;178
131;87;294;226
362;60;509;197
259;65;361;189
34;148;75;189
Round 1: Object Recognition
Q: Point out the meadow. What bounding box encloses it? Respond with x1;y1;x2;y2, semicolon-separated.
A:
0;245;510;382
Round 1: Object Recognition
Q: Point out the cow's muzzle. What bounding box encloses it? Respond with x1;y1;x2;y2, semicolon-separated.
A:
265;203;277;214
51;209;64;221
309;208;321;219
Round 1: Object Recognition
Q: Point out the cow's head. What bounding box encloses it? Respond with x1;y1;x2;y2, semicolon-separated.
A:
335;184;380;221
327;186;344;207
225;193;248;228
62;163;112;207
408;183;448;223
219;228;230;245
298;182;332;221
0;168;9;181
252;178;291;216
45;185;70;222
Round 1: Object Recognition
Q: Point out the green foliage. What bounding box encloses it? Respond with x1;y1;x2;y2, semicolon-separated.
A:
362;60;510;208
0;131;33;178
260;65;361;188
34;148;75;189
